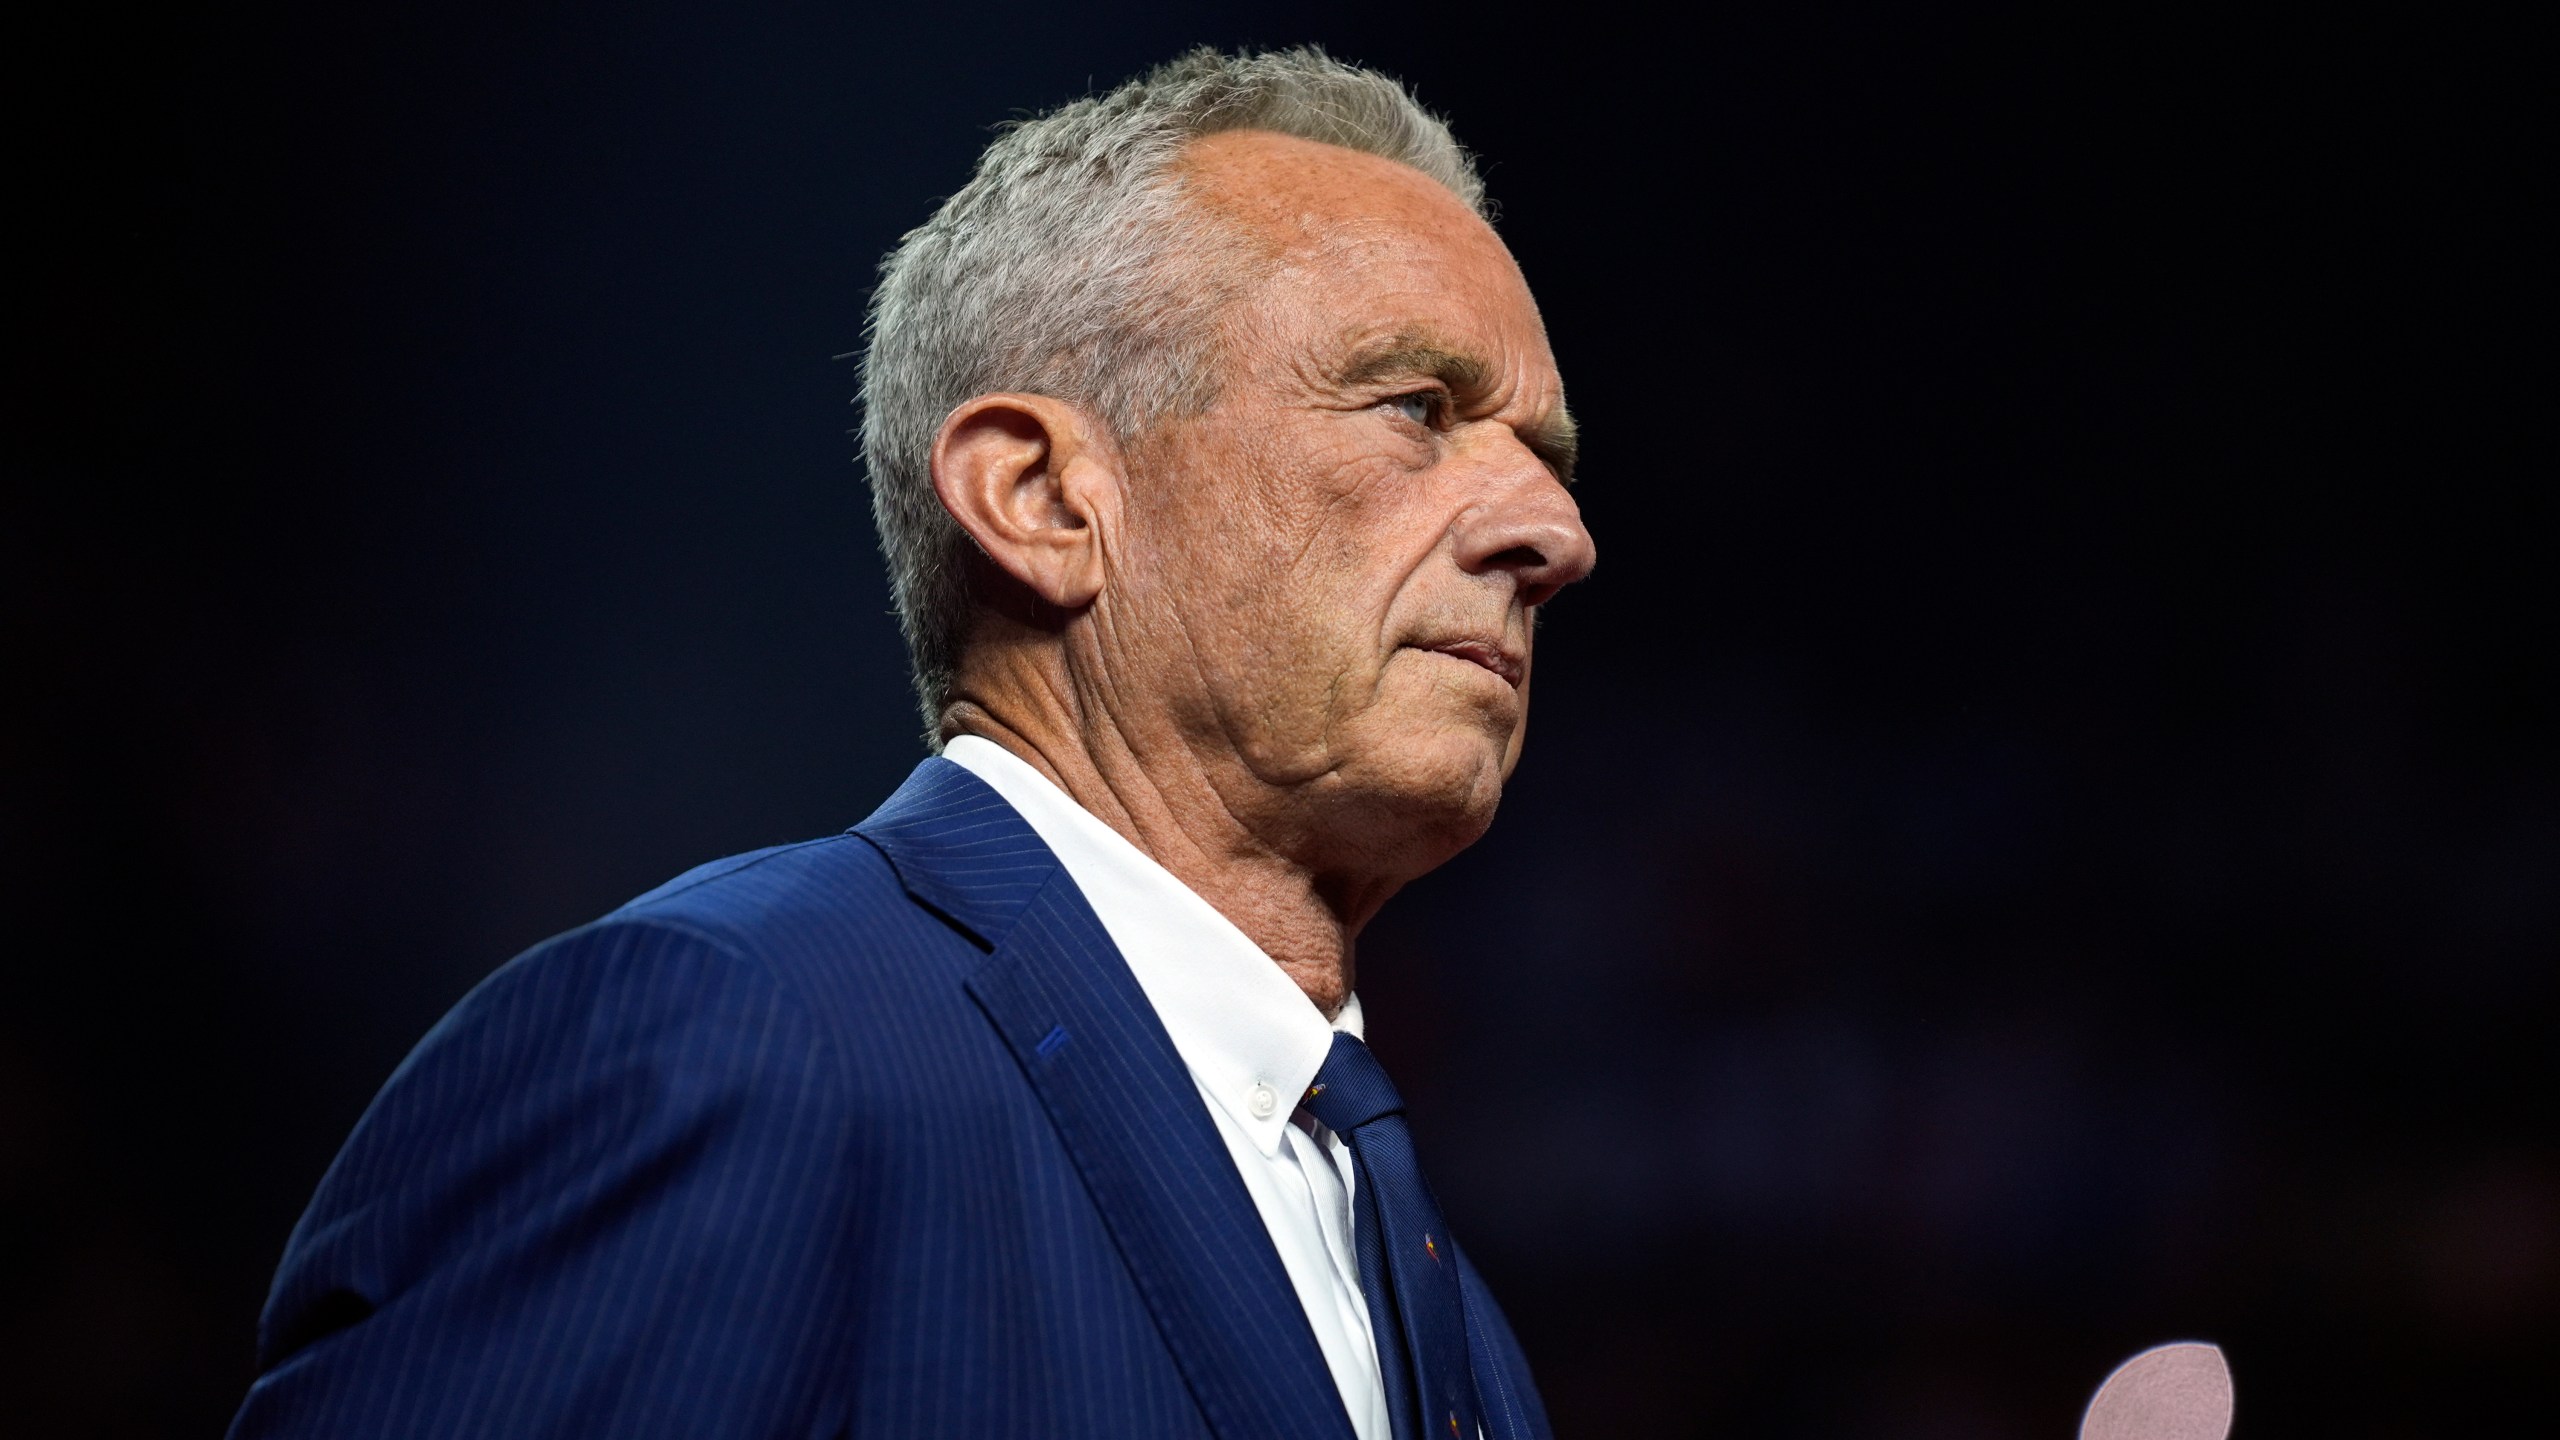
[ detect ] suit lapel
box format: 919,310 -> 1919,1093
857,760 -> 1357,1440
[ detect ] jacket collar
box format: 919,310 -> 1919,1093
849,755 -> 1062,950
852,758 -> 1359,1440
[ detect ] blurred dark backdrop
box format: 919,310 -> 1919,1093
8,3 -> 2549,1435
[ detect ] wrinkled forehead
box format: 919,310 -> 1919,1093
1176,130 -> 1517,286
1178,129 -> 1479,233
1174,130 -> 1556,381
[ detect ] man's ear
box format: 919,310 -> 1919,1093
929,393 -> 1116,611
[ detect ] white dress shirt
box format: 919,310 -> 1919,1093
943,736 -> 1392,1440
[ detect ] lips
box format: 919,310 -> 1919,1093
1419,638 -> 1524,688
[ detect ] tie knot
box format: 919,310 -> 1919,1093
1301,1032 -> 1405,1134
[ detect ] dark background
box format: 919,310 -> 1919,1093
9,3 -> 2550,1435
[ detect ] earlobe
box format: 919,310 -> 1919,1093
930,393 -> 1113,611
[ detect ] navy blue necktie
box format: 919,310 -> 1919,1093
1302,1033 -> 1478,1440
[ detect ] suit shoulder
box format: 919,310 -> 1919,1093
599,830 -> 969,971
513,830 -> 991,1061
612,831 -> 901,923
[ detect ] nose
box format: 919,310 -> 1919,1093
1450,467 -> 1596,609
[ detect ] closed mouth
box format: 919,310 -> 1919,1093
1419,639 -> 1524,688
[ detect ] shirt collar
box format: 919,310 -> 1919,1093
942,736 -> 1361,1157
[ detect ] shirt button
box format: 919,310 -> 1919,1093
1247,1083 -> 1278,1119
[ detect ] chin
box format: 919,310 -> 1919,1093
1326,717 -> 1513,873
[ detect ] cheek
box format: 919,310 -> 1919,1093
1291,456 -> 1449,593
1138,424 -> 1445,710
1213,457 -> 1414,615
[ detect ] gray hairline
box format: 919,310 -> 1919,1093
855,47 -> 1488,748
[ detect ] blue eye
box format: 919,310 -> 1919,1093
1391,393 -> 1435,427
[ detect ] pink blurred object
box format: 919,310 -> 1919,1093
2078,1341 -> 2233,1440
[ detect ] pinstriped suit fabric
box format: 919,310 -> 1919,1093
231,759 -> 1548,1439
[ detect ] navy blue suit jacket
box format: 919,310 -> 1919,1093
233,758 -> 1551,1438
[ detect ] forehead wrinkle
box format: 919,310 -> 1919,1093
1172,137 -> 1572,483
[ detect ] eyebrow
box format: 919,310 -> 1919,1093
1333,336 -> 1581,485
1338,338 -> 1495,394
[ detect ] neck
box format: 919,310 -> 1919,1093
941,661 -> 1394,1019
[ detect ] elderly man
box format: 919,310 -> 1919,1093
233,48 -> 1592,1440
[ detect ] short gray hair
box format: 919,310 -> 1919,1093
856,46 -> 1486,743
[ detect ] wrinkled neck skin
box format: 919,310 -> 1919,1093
940,614 -> 1430,1021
